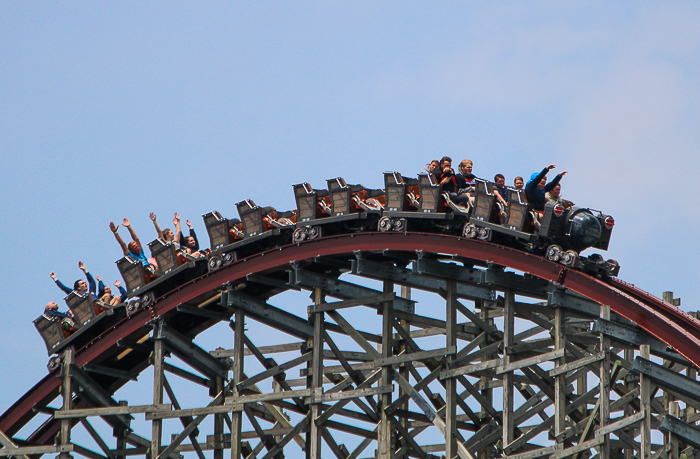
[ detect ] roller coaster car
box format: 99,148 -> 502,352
65,291 -> 105,327
463,181 -> 537,242
34,313 -> 77,354
202,211 -> 244,251
293,183 -> 331,224
206,201 -> 295,270
539,201 -> 618,276
116,255 -> 157,297
148,238 -> 198,277
383,172 -> 419,212
264,209 -> 297,229
326,177 -> 385,215
35,292 -> 127,359
293,179 -> 383,242
380,172 -> 451,232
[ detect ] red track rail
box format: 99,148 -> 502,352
3,232 -> 700,439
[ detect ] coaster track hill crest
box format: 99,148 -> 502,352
4,170 -> 700,458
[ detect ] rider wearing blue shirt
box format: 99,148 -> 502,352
525,164 -> 567,211
50,261 -> 98,300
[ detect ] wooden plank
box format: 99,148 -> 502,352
0,445 -> 74,456
439,357 -> 505,380
237,352 -> 312,389
308,292 -> 399,313
210,342 -> 303,358
306,385 -> 393,404
445,279 -> 458,459
72,444 -> 109,459
309,287 -> 324,459
548,352 -> 605,377
327,310 -> 381,359
507,444 -> 559,459
496,348 -> 565,375
392,371 -> 474,459
54,404 -> 173,419
595,410 -> 646,438
502,289 -> 515,447
374,346 -> 456,368
148,405 -> 240,420
226,388 -> 316,406
0,430 -> 19,451
550,436 -> 604,459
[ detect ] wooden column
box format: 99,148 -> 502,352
668,401 -> 679,459
554,307 -> 566,440
378,280 -> 394,459
640,344 -> 651,459
59,347 -> 74,459
598,305 -> 611,459
623,347 -> 634,459
214,375 -> 224,459
308,287 -> 324,459
230,309 -> 245,459
116,403 -> 128,459
478,298 -> 493,459
445,280 -> 457,459
502,289 -> 515,447
399,286 -> 411,430
151,325 -> 164,459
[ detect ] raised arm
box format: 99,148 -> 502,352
122,218 -> 141,248
149,213 -> 164,240
50,271 -> 72,295
525,164 -> 556,193
78,261 -> 97,295
115,280 -> 127,299
110,222 -> 129,256
546,171 -> 567,192
96,275 -> 106,298
186,220 -> 200,251
173,213 -> 182,245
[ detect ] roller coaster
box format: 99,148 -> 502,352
2,171 -> 700,458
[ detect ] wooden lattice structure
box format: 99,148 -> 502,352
2,235 -> 700,459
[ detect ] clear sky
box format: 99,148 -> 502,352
2,1 -> 699,441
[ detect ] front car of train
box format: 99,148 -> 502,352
540,201 -> 618,276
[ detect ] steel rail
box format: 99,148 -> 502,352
2,231 -> 699,443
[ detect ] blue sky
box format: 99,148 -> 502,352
2,1 -> 699,442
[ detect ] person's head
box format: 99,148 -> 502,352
73,279 -> 88,292
45,301 -> 58,311
494,174 -> 505,187
551,184 -> 561,197
100,287 -> 112,302
459,159 -> 473,175
429,160 -> 440,172
440,156 -> 452,168
184,236 -> 196,248
127,241 -> 141,254
162,228 -> 174,242
514,176 -> 524,190
530,172 -> 547,190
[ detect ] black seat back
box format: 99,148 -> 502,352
418,173 -> 440,213
236,199 -> 265,236
116,256 -> 146,296
149,239 -> 180,275
66,291 -> 97,327
34,315 -> 66,353
505,188 -> 528,231
472,179 -> 495,221
202,211 -> 229,250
